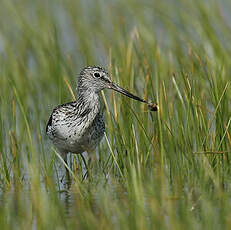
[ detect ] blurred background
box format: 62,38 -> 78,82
0,0 -> 231,229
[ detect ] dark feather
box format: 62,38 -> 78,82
46,114 -> 53,133
79,107 -> 92,118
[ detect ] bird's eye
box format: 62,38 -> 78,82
94,72 -> 100,78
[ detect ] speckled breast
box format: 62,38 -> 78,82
80,113 -> 105,152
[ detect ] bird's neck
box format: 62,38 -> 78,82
76,90 -> 101,115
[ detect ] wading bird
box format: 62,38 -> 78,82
46,66 -> 157,162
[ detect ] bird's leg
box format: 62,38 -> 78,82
88,152 -> 96,170
79,153 -> 89,180
86,150 -> 97,180
64,154 -> 71,187
59,151 -> 71,187
61,152 -> 68,165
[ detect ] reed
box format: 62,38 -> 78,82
0,0 -> 230,229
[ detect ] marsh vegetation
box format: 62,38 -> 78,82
0,0 -> 231,229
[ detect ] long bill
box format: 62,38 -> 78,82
109,83 -> 158,111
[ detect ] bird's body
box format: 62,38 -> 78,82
46,66 -> 157,158
46,67 -> 107,157
46,100 -> 105,156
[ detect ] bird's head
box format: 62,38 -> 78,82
78,66 -> 112,93
77,66 -> 158,111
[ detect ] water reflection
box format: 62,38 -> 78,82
56,152 -> 89,216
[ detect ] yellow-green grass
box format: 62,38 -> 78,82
0,0 -> 231,229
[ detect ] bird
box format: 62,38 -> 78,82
46,66 -> 157,162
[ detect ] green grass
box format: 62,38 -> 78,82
0,0 -> 231,229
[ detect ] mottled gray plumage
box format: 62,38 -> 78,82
46,66 -> 156,159
46,66 -> 108,158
